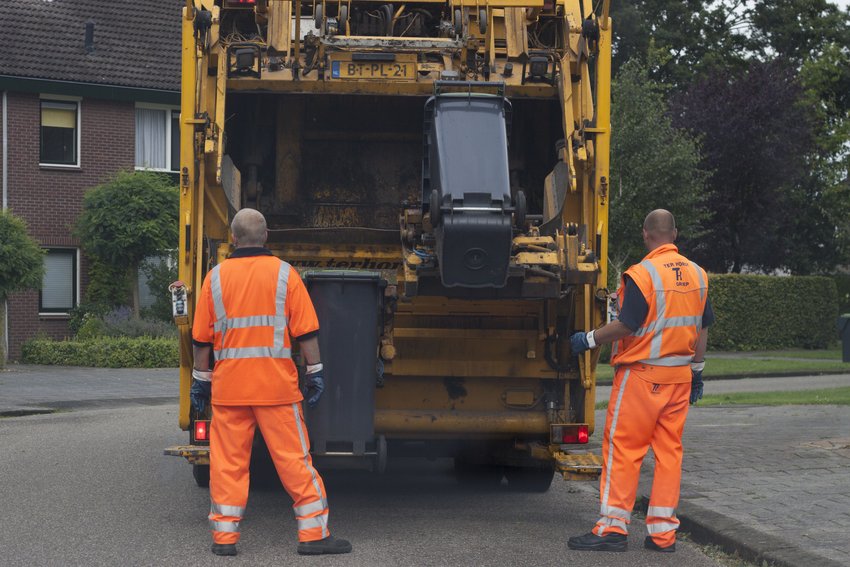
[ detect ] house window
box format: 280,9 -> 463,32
40,249 -> 78,314
135,106 -> 180,172
40,100 -> 79,166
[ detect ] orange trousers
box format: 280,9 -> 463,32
208,403 -> 329,544
592,366 -> 690,548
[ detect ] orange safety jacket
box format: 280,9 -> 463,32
192,248 -> 319,405
611,244 -> 707,381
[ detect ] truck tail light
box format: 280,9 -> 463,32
227,0 -> 256,4
551,424 -> 589,444
194,420 -> 210,442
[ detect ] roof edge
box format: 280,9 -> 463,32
0,75 -> 180,105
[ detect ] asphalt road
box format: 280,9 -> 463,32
0,404 -> 724,567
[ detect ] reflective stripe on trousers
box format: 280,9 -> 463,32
209,501 -> 245,534
292,403 -> 329,540
597,369 -> 631,536
210,261 -> 292,361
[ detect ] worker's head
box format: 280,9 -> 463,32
642,209 -> 677,251
231,208 -> 268,248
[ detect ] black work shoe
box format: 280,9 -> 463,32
644,536 -> 676,553
297,536 -> 353,555
567,532 -> 627,552
211,543 -> 237,556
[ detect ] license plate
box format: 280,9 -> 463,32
331,61 -> 415,80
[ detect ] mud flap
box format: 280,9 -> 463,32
553,450 -> 602,481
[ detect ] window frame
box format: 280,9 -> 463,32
39,95 -> 81,168
134,103 -> 181,173
38,247 -> 80,316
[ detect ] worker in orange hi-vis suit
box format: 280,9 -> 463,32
567,209 -> 714,554
190,208 -> 352,557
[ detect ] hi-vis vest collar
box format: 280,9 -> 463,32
209,260 -> 292,361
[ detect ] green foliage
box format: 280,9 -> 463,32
833,274 -> 850,315
83,258 -> 131,308
140,253 -> 178,322
75,170 -> 178,268
74,307 -> 177,340
609,0 -> 750,89
21,336 -> 178,368
608,61 -> 708,285
707,274 -> 838,350
0,210 -> 44,298
75,170 -> 178,315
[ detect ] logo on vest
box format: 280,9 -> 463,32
651,383 -> 661,394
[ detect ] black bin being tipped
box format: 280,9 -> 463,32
302,270 -> 384,456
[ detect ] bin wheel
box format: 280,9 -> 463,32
454,9 -> 463,37
376,435 -> 388,474
504,464 -> 555,493
314,4 -> 323,32
514,190 -> 527,229
479,9 -> 487,34
193,464 -> 210,488
430,189 -> 442,227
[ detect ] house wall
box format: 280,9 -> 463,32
3,91 -> 134,360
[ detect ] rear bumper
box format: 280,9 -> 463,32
164,445 -> 209,465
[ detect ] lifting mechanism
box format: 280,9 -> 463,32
166,0 -> 613,489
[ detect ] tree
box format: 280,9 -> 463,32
609,0 -> 751,90
75,171 -> 179,316
671,60 -> 820,273
0,211 -> 45,365
750,0 -> 850,64
608,61 -> 708,284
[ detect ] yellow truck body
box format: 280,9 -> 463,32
168,0 -> 612,489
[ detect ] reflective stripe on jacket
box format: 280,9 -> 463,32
611,244 -> 707,378
192,252 -> 319,405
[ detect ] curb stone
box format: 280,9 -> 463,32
635,496 -> 844,567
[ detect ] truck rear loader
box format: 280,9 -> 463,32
166,0 -> 613,492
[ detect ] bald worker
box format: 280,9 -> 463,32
567,209 -> 714,553
191,208 -> 352,557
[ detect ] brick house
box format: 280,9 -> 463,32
0,0 -> 182,360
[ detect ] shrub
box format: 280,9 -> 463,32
73,307 -> 177,340
22,336 -> 178,368
708,274 -> 838,351
140,252 -> 178,322
833,274 -> 850,315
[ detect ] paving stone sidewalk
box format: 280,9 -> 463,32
0,364 -> 177,415
583,401 -> 850,566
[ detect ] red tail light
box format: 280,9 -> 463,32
226,0 -> 256,4
194,420 -> 210,442
551,424 -> 589,444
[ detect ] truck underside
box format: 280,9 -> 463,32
167,0 -> 612,490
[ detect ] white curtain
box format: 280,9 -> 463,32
42,251 -> 74,311
135,108 -> 166,169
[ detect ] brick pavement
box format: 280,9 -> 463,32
584,403 -> 850,566
0,364 -> 176,414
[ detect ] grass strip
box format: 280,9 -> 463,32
594,356 -> 848,384
596,387 -> 850,409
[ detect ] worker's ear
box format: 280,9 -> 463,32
672,228 -> 678,242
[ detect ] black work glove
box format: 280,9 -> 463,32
303,364 -> 325,408
690,361 -> 705,405
190,375 -> 212,414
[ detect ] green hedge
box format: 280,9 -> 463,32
708,274 -> 838,351
22,336 -> 178,368
833,274 -> 850,315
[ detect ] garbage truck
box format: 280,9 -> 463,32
166,0 -> 612,492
